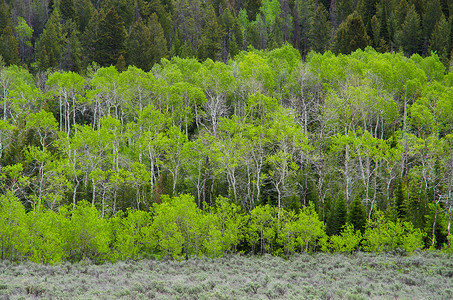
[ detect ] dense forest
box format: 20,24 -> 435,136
0,45 -> 452,262
0,0 -> 453,263
1,0 -> 453,71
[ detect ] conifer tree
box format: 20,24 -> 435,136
60,20 -> 82,72
348,197 -> 367,233
80,9 -> 101,68
0,26 -> 20,66
395,5 -> 422,56
423,0 -> 443,54
35,8 -> 64,70
326,194 -> 347,235
333,11 -> 371,54
197,4 -> 224,61
308,4 -> 332,53
148,13 -> 168,64
60,0 -> 77,23
429,14 -> 451,66
126,15 -> 167,71
95,7 -> 127,67
357,0 -> 378,37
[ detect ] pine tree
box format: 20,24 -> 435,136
197,4 -> 224,61
148,13 -> 168,64
357,0 -> 378,37
326,194 -> 348,235
395,5 -> 422,56
429,14 -> 451,66
334,11 -> 371,54
348,197 -> 367,233
74,0 -> 94,32
80,9 -> 101,68
0,26 -> 20,65
423,0 -> 443,54
308,4 -> 332,53
35,8 -> 64,70
245,0 -> 263,21
60,20 -> 82,72
60,0 -> 77,22
95,7 -> 127,67
126,15 -> 167,71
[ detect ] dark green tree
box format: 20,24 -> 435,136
126,15 -> 167,71
395,5 -> 422,56
423,0 -> 443,53
80,9 -> 101,68
74,0 -> 94,32
245,0 -> 263,21
357,0 -> 378,37
308,4 -> 332,53
394,178 -> 407,220
0,26 -> 20,66
348,197 -> 367,233
326,193 -> 348,236
35,8 -> 64,70
333,11 -> 371,54
61,0 -> 77,22
221,8 -> 244,61
197,4 -> 224,61
429,14 -> 451,66
60,20 -> 82,72
95,7 -> 127,67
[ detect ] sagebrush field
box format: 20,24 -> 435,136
0,252 -> 451,299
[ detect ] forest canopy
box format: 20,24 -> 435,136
0,45 -> 452,260
1,0 -> 453,71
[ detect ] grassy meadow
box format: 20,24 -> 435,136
0,251 -> 451,299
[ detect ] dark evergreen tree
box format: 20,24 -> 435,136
429,14 -> 451,66
0,26 -> 20,65
357,0 -> 378,37
348,197 -> 367,233
126,15 -> 167,71
245,0 -> 263,21
95,7 -> 127,67
394,178 -> 406,220
61,0 -> 77,22
423,0 -> 443,54
197,4 -> 224,61
326,193 -> 347,236
80,9 -> 101,68
60,20 -> 82,72
395,4 -> 422,56
35,8 -> 64,70
147,13 -> 168,64
75,0 -> 94,32
309,4 -> 332,53
333,10 -> 371,54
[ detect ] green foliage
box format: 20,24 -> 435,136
110,209 -> 153,261
0,192 -> 28,260
63,201 -> 112,263
329,223 -> 362,253
362,211 -> 426,254
334,11 -> 371,54
348,197 -> 367,233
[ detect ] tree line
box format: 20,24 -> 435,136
0,45 -> 452,253
0,193 -> 428,264
1,0 -> 453,72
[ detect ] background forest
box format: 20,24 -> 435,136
1,0 -> 453,71
0,0 -> 453,263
